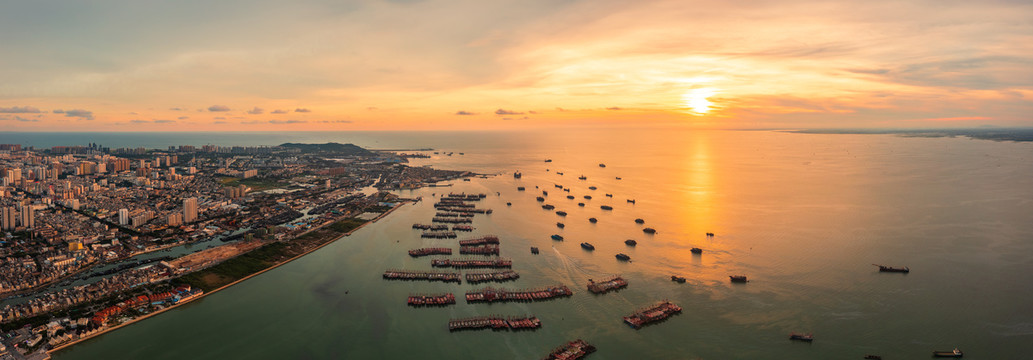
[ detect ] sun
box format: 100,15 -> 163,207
682,88 -> 716,115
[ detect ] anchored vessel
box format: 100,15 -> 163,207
587,276 -> 628,294
634,218 -> 644,224
690,247 -> 702,254
624,239 -> 637,246
600,205 -> 613,211
530,247 -> 539,254
932,348 -> 963,358
642,228 -> 656,234
622,301 -> 682,329
431,258 -> 512,268
543,339 -> 596,360
551,234 -> 564,241
459,235 -> 500,245
408,293 -> 456,306
465,285 -> 573,303
465,270 -> 520,283
383,270 -> 462,283
409,248 -> 453,257
615,253 -> 631,261
671,276 -> 686,283
589,217 -> 598,223
873,264 -> 910,273
580,242 -> 595,250
730,275 -> 748,283
448,315 -> 541,331
789,332 -> 814,342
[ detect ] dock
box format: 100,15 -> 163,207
466,285 -> 572,303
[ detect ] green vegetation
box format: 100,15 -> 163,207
328,218 -> 367,233
278,142 -> 373,156
179,242 -> 287,292
218,176 -> 284,191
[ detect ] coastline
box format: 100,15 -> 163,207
45,201 -> 410,358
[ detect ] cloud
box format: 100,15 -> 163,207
269,119 -> 307,124
63,109 -> 94,120
455,110 -> 476,115
214,117 -> 226,120
316,120 -> 353,123
178,116 -> 189,120
271,109 -> 288,114
0,106 -> 42,113
555,107 -> 569,112
208,105 -> 231,112
528,110 -> 539,114
367,107 -> 378,111
241,120 -> 261,124
495,108 -> 524,115
53,109 -> 65,113
153,119 -> 176,123
501,116 -> 530,121
16,116 -> 39,122
170,107 -> 184,111
294,108 -> 311,113
214,121 -> 228,124
130,119 -> 149,123
128,112 -> 138,115
606,107 -> 622,110
246,106 -> 264,114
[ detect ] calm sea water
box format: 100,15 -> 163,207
25,129 -> 1033,359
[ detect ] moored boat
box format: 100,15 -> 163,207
557,222 -> 565,228
932,348 -> 963,358
634,218 -> 644,224
599,163 -> 606,167
518,186 -> 525,191
789,332 -> 814,342
531,247 -> 539,254
551,234 -> 564,241
616,253 -> 631,261
578,175 -> 587,180
543,339 -> 595,360
690,247 -> 702,254
506,202 -> 512,206
514,172 -> 522,178
567,195 -> 575,199
627,199 -> 636,204
580,242 -> 595,250
556,210 -> 567,216
730,275 -> 748,283
544,159 -> 552,162
873,264 -> 910,273
536,196 -> 545,202
605,193 -> 613,197
624,239 -> 637,246
578,202 -> 585,207
588,186 -> 597,190
600,205 -> 613,210
671,275 -> 686,283
642,228 -> 656,234
542,204 -> 555,210
864,355 -> 882,360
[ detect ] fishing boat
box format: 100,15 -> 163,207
634,218 -> 644,224
556,222 -> 565,228
605,193 -> 613,197
578,175 -> 587,180
556,211 -> 567,216
544,159 -> 552,163
932,348 -> 963,358
864,356 -> 883,360
531,247 -> 539,254
627,199 -> 636,204
873,264 -> 910,273
601,205 -> 613,210
589,217 -> 598,223
625,239 -> 637,246
557,172 -> 564,175
536,196 -> 545,202
789,333 -> 814,342
578,202 -> 585,207
599,163 -> 606,167
580,242 -> 595,250
506,202 -> 512,206
551,234 -> 564,241
616,253 -> 631,261
555,184 -> 563,188
730,275 -> 748,283
584,195 -> 592,199
542,204 -> 555,210
690,247 -> 702,254
514,172 -> 522,178
567,195 -> 575,199
517,186 -> 525,191
706,232 -> 715,237
542,190 -> 548,195
615,176 -> 622,180
671,276 -> 686,283
588,186 -> 597,190
543,339 -> 595,360
642,228 -> 656,234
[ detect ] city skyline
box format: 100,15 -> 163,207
2,0 -> 1031,131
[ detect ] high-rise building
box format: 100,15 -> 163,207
119,208 -> 129,226
19,206 -> 33,229
183,197 -> 198,223
1,206 -> 16,230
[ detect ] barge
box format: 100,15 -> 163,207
383,270 -> 461,283
408,293 -> 455,306
431,258 -> 512,269
408,248 -> 453,257
465,285 -> 573,303
543,339 -> 595,360
465,270 -> 520,283
587,276 -> 628,294
622,300 -> 682,329
448,315 -> 541,331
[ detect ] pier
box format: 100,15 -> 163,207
382,270 -> 462,283
465,285 -> 572,303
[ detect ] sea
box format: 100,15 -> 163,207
3,129 -> 1031,359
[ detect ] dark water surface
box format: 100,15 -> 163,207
31,129 -> 1033,359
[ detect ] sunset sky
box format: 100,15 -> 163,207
1,0 -> 1031,131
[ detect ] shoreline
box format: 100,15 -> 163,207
45,201 -> 410,358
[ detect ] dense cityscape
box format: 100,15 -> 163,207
0,142 -> 468,359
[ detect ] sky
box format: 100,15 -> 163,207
0,0 -> 1031,131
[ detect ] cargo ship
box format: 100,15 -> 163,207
587,276 -> 628,294
622,301 -> 681,329
543,339 -> 596,360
